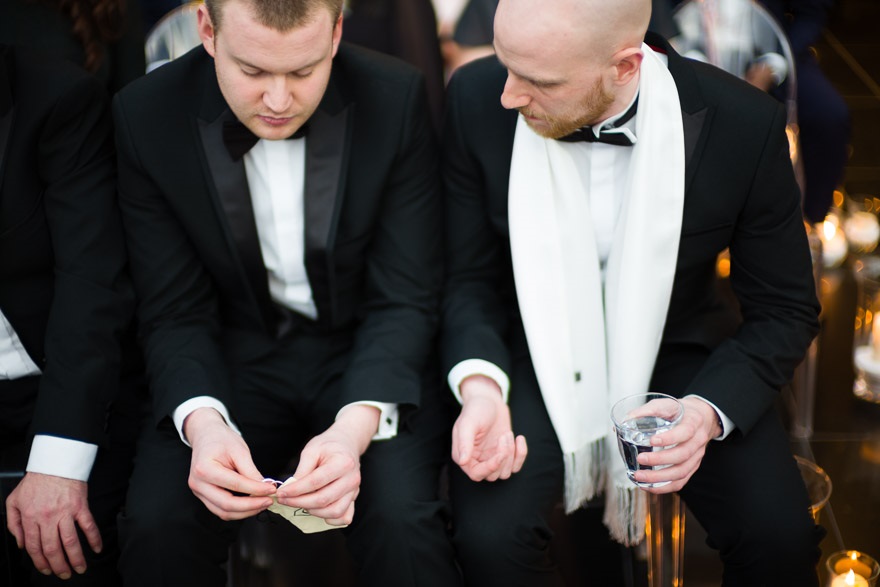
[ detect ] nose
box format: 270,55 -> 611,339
500,74 -> 530,110
263,76 -> 292,113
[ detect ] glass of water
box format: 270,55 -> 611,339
611,392 -> 684,488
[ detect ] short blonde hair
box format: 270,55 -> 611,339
205,0 -> 343,32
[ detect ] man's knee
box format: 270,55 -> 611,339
714,505 -> 823,584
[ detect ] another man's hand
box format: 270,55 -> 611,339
632,396 -> 722,493
745,62 -> 777,92
276,405 -> 379,526
184,407 -> 275,520
453,375 -> 528,482
6,473 -> 97,579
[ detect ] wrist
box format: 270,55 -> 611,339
183,407 -> 227,443
333,405 -> 381,454
460,375 -> 503,403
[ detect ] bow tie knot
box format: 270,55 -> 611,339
557,127 -> 636,146
222,119 -> 308,161
557,97 -> 638,147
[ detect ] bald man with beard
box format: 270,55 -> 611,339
440,0 -> 824,584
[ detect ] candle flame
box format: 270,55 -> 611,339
845,570 -> 856,585
851,552 -> 859,561
824,219 -> 837,241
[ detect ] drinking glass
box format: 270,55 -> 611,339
611,393 -> 684,488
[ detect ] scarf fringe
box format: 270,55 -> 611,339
562,439 -> 606,513
602,482 -> 647,546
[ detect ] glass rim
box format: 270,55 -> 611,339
610,392 -> 683,428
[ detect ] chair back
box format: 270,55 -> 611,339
671,0 -> 805,196
145,1 -> 204,73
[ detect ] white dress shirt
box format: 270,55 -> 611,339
174,136 -> 398,445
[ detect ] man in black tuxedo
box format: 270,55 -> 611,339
0,44 -> 139,586
113,0 -> 460,585
441,0 -> 824,584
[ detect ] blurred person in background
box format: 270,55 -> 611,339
0,0 -> 145,95
0,42 -> 143,586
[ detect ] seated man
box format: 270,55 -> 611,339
112,0 -> 460,585
0,44 -> 141,586
440,0 -> 824,584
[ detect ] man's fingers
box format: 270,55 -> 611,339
193,483 -> 273,521
451,418 -> 476,465
192,463 -> 273,498
22,521 -> 51,576
512,435 -> 528,474
281,475 -> 359,517
76,508 -> 102,556
58,517 -> 85,576
6,505 -> 24,549
286,452 -> 321,495
497,434 -> 516,480
325,501 -> 355,527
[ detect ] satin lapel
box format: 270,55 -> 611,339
0,48 -> 13,192
647,32 -> 711,194
682,108 -> 708,193
198,110 -> 275,334
303,102 -> 352,317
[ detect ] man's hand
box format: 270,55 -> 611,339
452,375 -> 528,482
745,62 -> 777,92
184,408 -> 275,520
632,396 -> 722,493
6,473 -> 97,579
276,405 -> 379,526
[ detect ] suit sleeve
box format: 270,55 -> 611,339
684,102 -> 821,435
113,94 -> 232,424
338,75 -> 443,410
30,75 -> 135,445
439,67 -> 514,385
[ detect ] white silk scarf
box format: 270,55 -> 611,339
508,44 -> 686,544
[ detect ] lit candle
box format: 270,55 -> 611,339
821,218 -> 848,268
873,315 -> 880,362
830,570 -> 869,587
855,312 -> 880,378
845,211 -> 880,252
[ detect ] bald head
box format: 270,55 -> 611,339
495,0 -> 651,66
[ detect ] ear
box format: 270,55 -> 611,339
331,13 -> 343,58
611,47 -> 643,86
197,4 -> 217,58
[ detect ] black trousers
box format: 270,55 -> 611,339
118,328 -> 463,587
448,351 -> 824,587
0,374 -> 144,587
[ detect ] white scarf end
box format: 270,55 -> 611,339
602,483 -> 647,546
562,441 -> 607,513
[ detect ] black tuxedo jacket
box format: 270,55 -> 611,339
441,35 -> 820,435
0,45 -> 133,444
113,43 -> 441,423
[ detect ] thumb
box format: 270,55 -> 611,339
229,449 -> 274,496
452,416 -> 476,465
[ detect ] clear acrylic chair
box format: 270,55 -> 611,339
670,0 -> 804,195
144,1 -> 204,73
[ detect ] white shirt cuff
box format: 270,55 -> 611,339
447,359 -> 510,404
26,435 -> 97,482
686,395 -> 735,440
336,401 -> 398,440
172,396 -> 241,447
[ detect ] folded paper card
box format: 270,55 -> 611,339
262,477 -> 347,534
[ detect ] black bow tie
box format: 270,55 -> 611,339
222,119 -> 308,161
557,98 -> 638,147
